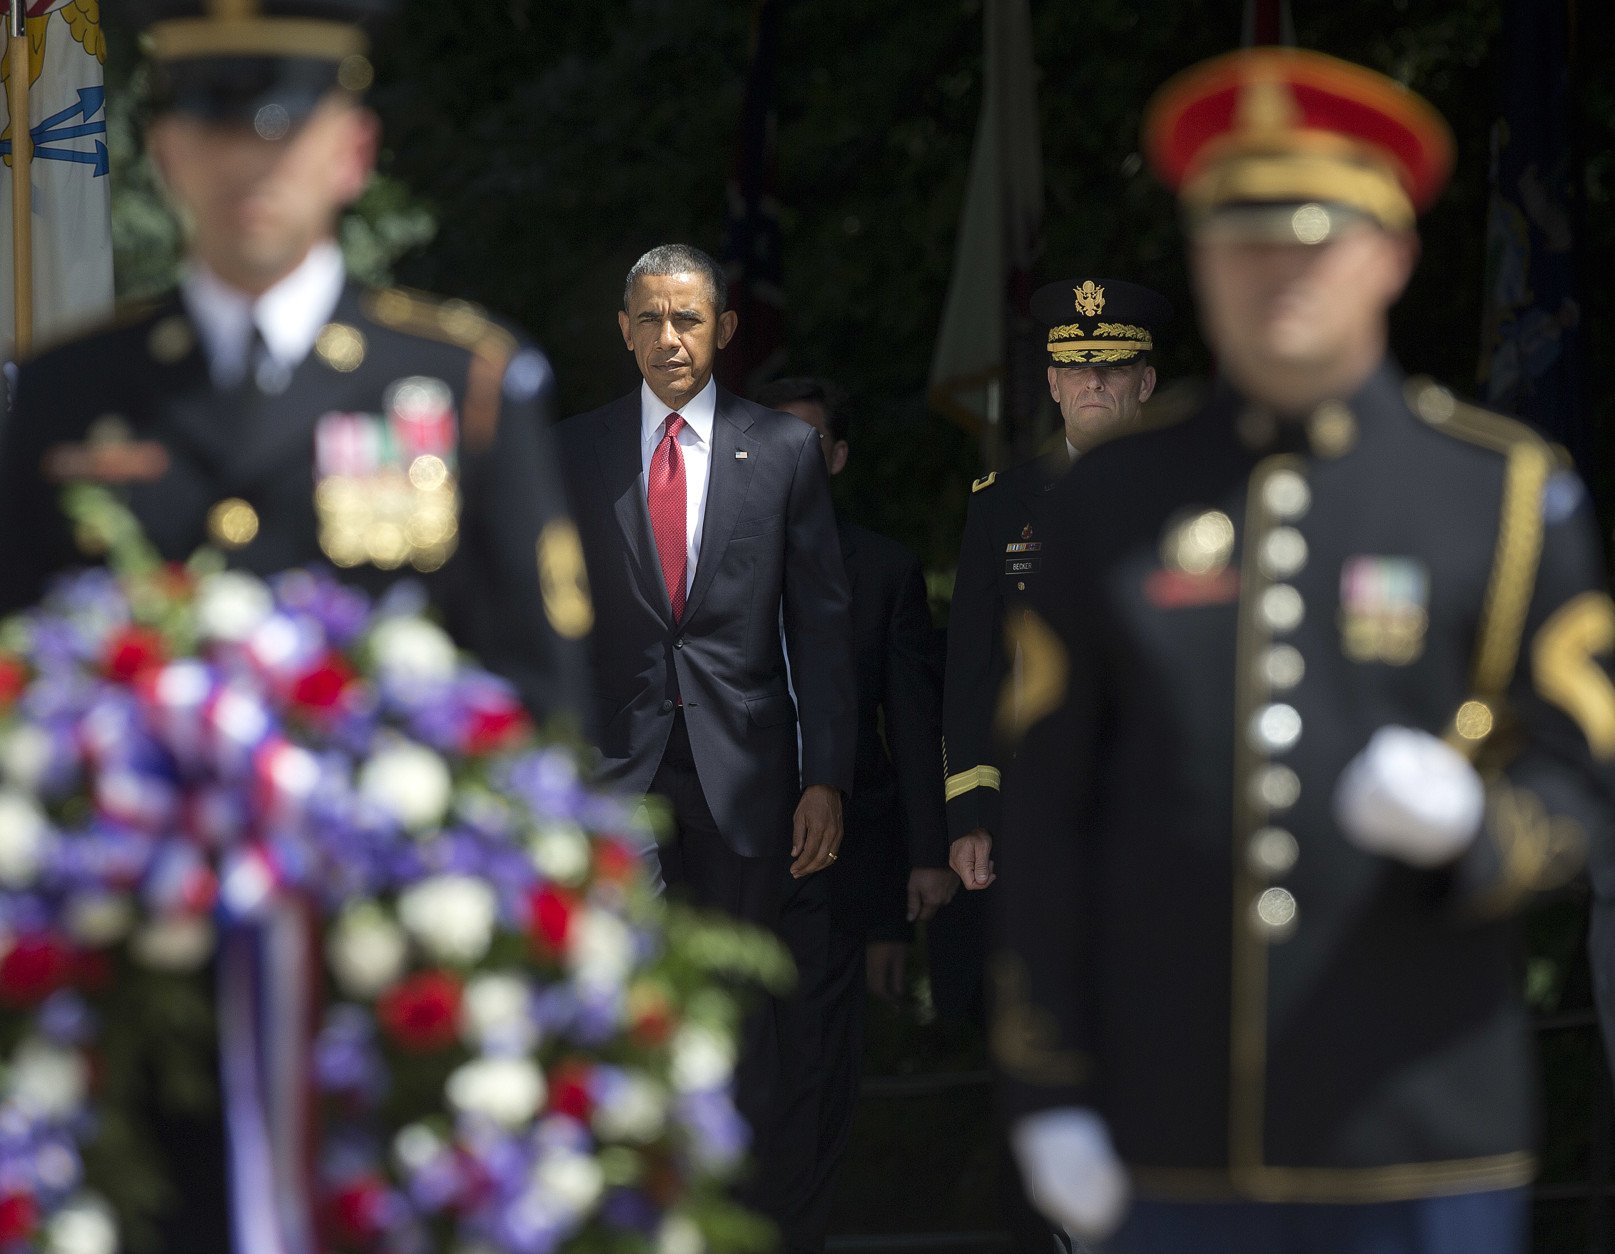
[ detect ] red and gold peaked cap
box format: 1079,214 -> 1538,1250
1143,47 -> 1455,231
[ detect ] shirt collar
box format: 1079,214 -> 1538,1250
640,375 -> 718,447
181,239 -> 346,371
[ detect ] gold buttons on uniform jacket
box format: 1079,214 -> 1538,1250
1262,470 -> 1311,521
1259,584 -> 1305,633
1308,400 -> 1358,458
1258,527 -> 1308,580
1455,699 -> 1495,742
1252,886 -> 1299,939
1249,827 -> 1299,876
1250,764 -> 1301,813
148,315 -> 195,364
1259,644 -> 1306,690
315,323 -> 366,372
1251,703 -> 1302,753
208,498 -> 260,548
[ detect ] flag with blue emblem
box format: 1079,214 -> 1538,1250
1,0 -> 112,359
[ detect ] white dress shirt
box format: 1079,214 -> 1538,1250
640,376 -> 717,596
181,240 -> 346,389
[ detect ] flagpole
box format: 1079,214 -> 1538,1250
7,0 -> 32,357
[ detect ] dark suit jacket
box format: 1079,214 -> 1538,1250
835,516 -> 948,936
557,386 -> 856,856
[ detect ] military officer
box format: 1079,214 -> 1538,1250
0,3 -> 591,1250
942,278 -> 1169,892
995,48 -> 1615,1254
0,0 -> 592,730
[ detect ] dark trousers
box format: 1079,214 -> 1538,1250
651,712 -> 834,1253
1106,1190 -> 1529,1254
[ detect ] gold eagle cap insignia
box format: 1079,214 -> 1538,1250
1073,280 -> 1106,318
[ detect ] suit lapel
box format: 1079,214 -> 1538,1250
594,395 -> 672,623
683,389 -> 757,624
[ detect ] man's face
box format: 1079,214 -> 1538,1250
150,96 -> 378,294
775,399 -> 848,476
1190,223 -> 1415,393
618,272 -> 738,410
1047,361 -> 1157,450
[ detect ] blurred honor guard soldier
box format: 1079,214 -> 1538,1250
557,248 -> 856,1253
997,48 -> 1615,1254
752,376 -> 953,1246
0,3 -> 592,1251
943,278 -> 1167,894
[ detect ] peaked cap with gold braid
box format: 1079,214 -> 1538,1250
135,0 -> 390,124
1030,277 -> 1171,368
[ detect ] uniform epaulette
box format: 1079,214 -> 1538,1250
1406,376 -> 1553,723
972,471 -> 998,493
363,287 -> 518,453
21,298 -> 163,364
362,287 -> 518,363
1405,378 -> 1550,457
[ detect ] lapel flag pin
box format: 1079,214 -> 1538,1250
735,450 -> 748,459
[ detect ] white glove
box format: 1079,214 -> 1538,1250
1333,726 -> 1485,868
1010,1107 -> 1130,1241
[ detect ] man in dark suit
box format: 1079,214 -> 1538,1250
751,375 -> 954,1243
998,48 -> 1615,1254
0,4 -> 591,1250
556,247 -> 856,1253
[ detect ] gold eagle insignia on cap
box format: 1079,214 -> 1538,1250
1072,281 -> 1106,317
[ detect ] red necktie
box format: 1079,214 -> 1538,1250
648,413 -> 688,620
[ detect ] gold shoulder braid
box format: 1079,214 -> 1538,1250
363,288 -> 518,454
989,953 -> 1090,1087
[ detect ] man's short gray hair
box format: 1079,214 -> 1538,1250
623,244 -> 729,313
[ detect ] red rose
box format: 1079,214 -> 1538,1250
103,626 -> 167,683
548,1060 -> 593,1121
0,654 -> 27,708
0,1192 -> 37,1241
594,838 -> 639,885
377,971 -> 462,1052
323,1176 -> 387,1246
290,653 -> 357,712
0,935 -> 74,1008
463,700 -> 531,755
527,886 -> 577,954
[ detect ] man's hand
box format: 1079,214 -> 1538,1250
949,829 -> 996,889
907,866 -> 959,921
866,939 -> 907,1002
791,784 -> 843,877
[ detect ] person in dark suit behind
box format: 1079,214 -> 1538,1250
0,3 -> 592,1250
555,246 -> 856,1253
750,375 -> 956,1244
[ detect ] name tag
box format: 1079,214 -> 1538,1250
1006,558 -> 1040,575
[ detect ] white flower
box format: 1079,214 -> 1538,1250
369,617 -> 459,685
398,875 -> 498,965
670,1025 -> 735,1093
327,902 -> 408,997
528,824 -> 591,886
358,740 -> 453,832
131,916 -> 214,970
656,1215 -> 706,1254
64,893 -> 134,946
531,1147 -> 604,1217
445,1057 -> 545,1128
7,1039 -> 89,1118
45,1194 -> 118,1254
460,973 -> 536,1051
591,1072 -> 667,1143
0,788 -> 51,887
195,570 -> 275,644
0,725 -> 54,792
393,1122 -> 446,1173
567,908 -> 635,992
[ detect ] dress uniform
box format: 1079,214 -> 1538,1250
0,6 -> 591,1252
942,279 -> 1171,851
994,49 -> 1615,1254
